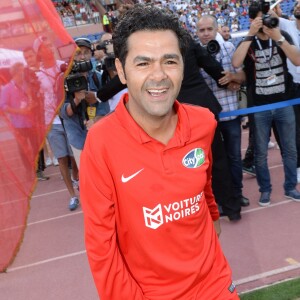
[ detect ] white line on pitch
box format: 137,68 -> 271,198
7,250 -> 87,272
31,188 -> 68,198
234,263 -> 300,286
241,199 -> 292,214
27,211 -> 82,226
0,211 -> 82,232
1,187 -> 67,205
269,164 -> 283,169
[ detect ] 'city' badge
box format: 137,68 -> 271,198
182,148 -> 205,168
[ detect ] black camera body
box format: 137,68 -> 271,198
71,60 -> 93,73
205,40 -> 220,56
65,60 -> 93,93
259,0 -> 279,28
96,39 -> 116,72
65,73 -> 88,94
97,54 -> 116,72
96,39 -> 114,55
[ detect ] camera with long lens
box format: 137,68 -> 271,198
96,39 -> 114,55
99,54 -> 116,72
95,39 -> 116,72
259,0 -> 279,28
205,40 -> 220,56
65,60 -> 93,93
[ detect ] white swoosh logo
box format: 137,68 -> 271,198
121,168 -> 144,183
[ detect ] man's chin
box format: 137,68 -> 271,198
294,14 -> 300,19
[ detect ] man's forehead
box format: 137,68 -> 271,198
78,46 -> 91,51
127,30 -> 180,46
198,18 -> 214,28
125,32 -> 182,62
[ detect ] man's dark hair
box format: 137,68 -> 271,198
249,2 -> 261,19
112,4 -> 190,67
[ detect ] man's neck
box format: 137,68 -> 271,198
125,101 -> 178,145
145,113 -> 178,145
256,31 -> 269,40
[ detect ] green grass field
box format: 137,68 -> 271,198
239,277 -> 300,300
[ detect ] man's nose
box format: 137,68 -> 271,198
150,63 -> 168,81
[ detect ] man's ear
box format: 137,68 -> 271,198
115,58 -> 127,84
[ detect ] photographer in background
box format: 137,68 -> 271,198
232,1 -> 300,206
96,33 -> 127,111
197,15 -> 248,209
220,25 -> 231,42
176,34 -> 244,221
60,38 -> 110,170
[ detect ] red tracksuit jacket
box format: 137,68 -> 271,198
80,94 -> 238,300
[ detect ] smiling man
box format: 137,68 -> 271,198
80,4 -> 238,300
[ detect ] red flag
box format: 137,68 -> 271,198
0,0 -> 76,272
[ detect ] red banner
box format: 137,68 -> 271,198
0,0 -> 76,272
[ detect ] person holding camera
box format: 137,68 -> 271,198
176,35 -> 244,221
232,1 -> 300,206
96,33 -> 127,111
60,38 -> 110,171
197,15 -> 249,210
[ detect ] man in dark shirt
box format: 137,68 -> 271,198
177,37 -> 246,221
232,2 -> 300,206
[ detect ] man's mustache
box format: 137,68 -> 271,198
144,79 -> 171,89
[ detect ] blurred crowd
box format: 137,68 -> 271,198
133,0 -> 295,40
52,0 -> 101,27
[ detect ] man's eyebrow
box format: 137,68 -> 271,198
163,54 -> 181,60
133,56 -> 152,63
133,54 -> 181,63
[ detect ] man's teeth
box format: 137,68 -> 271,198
148,89 -> 167,94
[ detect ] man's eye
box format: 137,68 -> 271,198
137,62 -> 148,67
166,60 -> 177,65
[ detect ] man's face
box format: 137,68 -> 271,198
197,18 -> 217,45
220,26 -> 230,41
294,1 -> 300,19
94,34 -> 113,61
115,30 -> 184,120
74,46 -> 92,62
23,49 -> 38,69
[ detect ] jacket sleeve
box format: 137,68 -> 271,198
96,75 -> 127,102
80,131 -> 146,300
194,42 -> 226,88
204,122 -> 220,221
